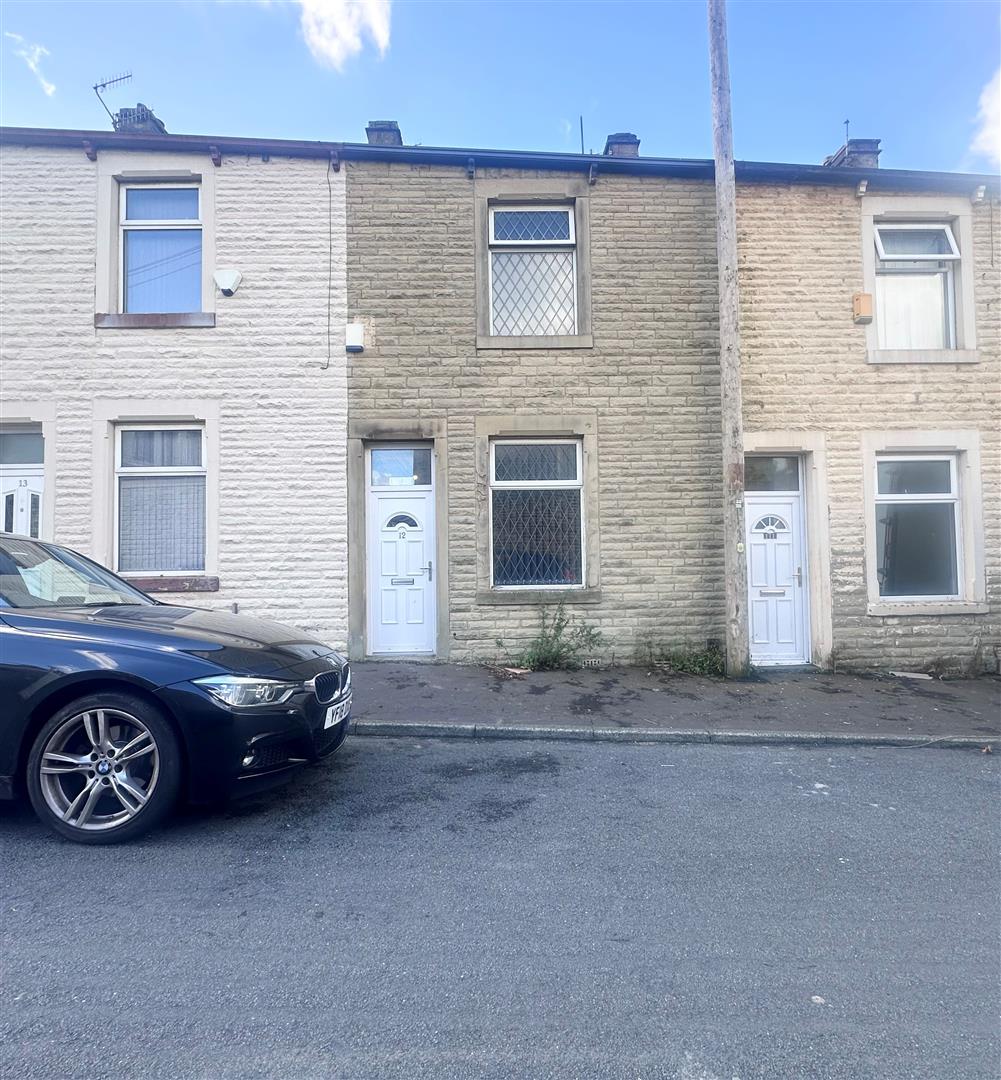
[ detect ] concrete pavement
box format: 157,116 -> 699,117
349,663 -> 1001,749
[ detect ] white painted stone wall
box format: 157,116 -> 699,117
0,144 -> 349,647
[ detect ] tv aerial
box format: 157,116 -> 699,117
93,72 -> 132,124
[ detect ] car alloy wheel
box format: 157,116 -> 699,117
38,708 -> 160,831
27,692 -> 182,844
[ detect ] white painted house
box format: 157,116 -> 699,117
0,123 -> 349,646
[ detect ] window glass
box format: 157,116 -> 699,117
493,209 -> 571,243
494,443 -> 577,483
0,432 -> 44,465
877,228 -> 953,258
491,250 -> 575,336
875,503 -> 957,596
123,229 -> 202,314
121,429 -> 202,469
744,456 -> 800,491
492,489 -> 582,586
877,459 -> 951,495
118,475 -> 206,572
125,188 -> 199,221
875,274 -> 948,350
371,448 -> 432,487
0,538 -> 152,609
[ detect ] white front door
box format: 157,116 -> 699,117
1,466 -> 44,538
745,492 -> 809,665
366,446 -> 436,655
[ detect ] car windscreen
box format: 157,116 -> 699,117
0,538 -> 154,609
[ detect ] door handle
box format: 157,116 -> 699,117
423,561 -> 433,583
794,566 -> 803,587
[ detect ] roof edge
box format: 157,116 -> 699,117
1,126 -> 997,193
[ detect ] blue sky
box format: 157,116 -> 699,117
1,1 -> 998,173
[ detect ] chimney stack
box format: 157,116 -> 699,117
603,132 -> 640,158
366,120 -> 403,146
823,138 -> 881,169
113,104 -> 167,135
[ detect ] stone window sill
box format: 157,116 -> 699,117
477,588 -> 602,606
867,349 -> 978,365
95,313 -> 216,329
476,333 -> 593,351
124,575 -> 220,594
867,600 -> 988,617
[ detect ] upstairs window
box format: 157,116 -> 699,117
489,206 -> 577,337
874,455 -> 960,600
120,186 -> 202,314
874,223 -> 959,350
115,426 -> 206,574
490,439 -> 583,588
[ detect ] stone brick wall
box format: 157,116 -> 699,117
736,183 -> 1001,672
348,161 -> 1000,671
0,145 -> 349,647
346,162 -> 726,662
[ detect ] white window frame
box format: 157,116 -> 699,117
872,222 -> 960,261
873,453 -> 962,602
118,184 -> 203,314
861,430 -> 987,617
873,222 -> 960,350
860,196 -> 978,364
488,206 -> 576,246
488,436 -> 585,591
113,423 -> 207,576
487,205 -> 578,337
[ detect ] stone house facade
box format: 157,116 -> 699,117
1,121 -> 998,673
344,129 -> 1000,673
0,130 -> 349,646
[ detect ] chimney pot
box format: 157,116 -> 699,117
823,138 -> 881,169
113,104 -> 167,135
603,132 -> 640,158
366,120 -> 403,146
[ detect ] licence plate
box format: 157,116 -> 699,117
324,695 -> 352,729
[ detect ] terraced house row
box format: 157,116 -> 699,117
1,115 -> 998,674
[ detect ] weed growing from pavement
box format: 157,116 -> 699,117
647,642 -> 726,678
505,602 -> 605,671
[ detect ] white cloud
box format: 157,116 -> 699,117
4,32 -> 55,97
295,0 -> 391,71
970,67 -> 1000,168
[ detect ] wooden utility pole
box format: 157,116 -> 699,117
707,0 -> 750,676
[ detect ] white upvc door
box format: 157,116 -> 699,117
366,447 -> 436,655
745,493 -> 809,665
1,466 -> 44,538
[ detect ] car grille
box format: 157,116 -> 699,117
250,742 -> 297,771
312,669 -> 344,705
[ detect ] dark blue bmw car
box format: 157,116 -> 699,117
0,533 -> 351,844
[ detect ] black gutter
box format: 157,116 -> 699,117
1,126 -> 997,194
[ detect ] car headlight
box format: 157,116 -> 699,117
194,675 -> 301,708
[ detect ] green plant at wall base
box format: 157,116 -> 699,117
512,603 -> 605,671
649,642 -> 726,678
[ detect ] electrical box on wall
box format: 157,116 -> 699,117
345,323 -> 365,352
853,292 -> 873,324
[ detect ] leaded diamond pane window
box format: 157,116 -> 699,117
488,205 -> 577,338
492,209 -> 572,243
490,440 -> 583,588
491,251 -> 576,336
494,442 -> 577,483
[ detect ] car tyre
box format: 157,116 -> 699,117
27,692 -> 182,845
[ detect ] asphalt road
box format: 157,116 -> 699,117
1,738 -> 998,1080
